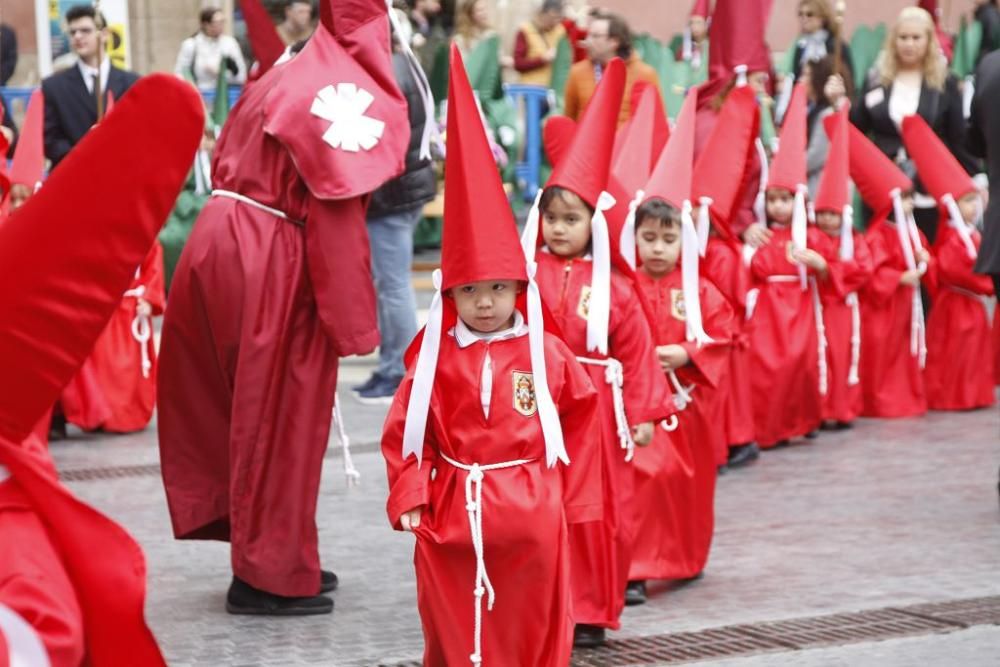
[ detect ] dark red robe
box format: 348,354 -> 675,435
629,269 -> 733,581
819,231 -> 874,423
924,225 -> 996,411
535,251 -> 672,629
383,328 -> 600,666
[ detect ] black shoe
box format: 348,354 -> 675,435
226,577 -> 333,616
49,413 -> 68,441
355,375 -> 403,405
624,580 -> 647,606
727,442 -> 760,469
717,464 -> 729,475
351,372 -> 384,394
320,569 -> 339,594
804,430 -> 819,439
833,421 -> 853,431
573,624 -> 606,648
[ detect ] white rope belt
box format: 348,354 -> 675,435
439,453 -> 535,666
576,356 -> 635,461
945,285 -> 993,318
668,370 -> 695,411
211,189 -> 304,226
332,393 -> 360,485
846,292 -> 861,386
766,275 -> 801,283
123,285 -> 152,378
810,279 -> 829,396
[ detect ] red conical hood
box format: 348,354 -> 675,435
643,91 -> 697,210
692,0 -> 712,18
767,83 -> 807,192
441,44 -> 525,292
612,82 -> 671,197
708,0 -> 774,80
242,0 -> 286,79
8,89 -> 45,191
0,74 -> 204,441
543,115 -> 578,168
844,122 -> 912,216
815,106 -> 850,213
901,114 -> 977,203
692,84 -> 760,237
546,57 -> 626,207
918,0 -> 939,23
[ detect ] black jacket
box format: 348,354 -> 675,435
791,34 -> 853,84
41,64 -> 139,168
976,3 -> 1000,61
1,24 -> 17,86
970,52 -> 1000,275
1,95 -> 15,159
368,53 -> 437,218
850,73 -> 979,186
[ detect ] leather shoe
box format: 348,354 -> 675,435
320,569 -> 339,594
573,624 -> 606,648
624,580 -> 647,606
226,577 -> 333,616
727,442 -> 760,468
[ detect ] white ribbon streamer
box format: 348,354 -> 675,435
587,191 -> 617,356
846,292 -> 861,386
681,200 -> 713,346
696,196 -> 713,257
520,189 -> 543,264
840,204 -> 855,260
941,193 -> 979,260
402,269 -> 444,465
619,189 -> 645,271
526,262 -> 569,467
753,138 -> 769,228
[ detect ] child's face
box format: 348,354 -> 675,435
636,216 -> 680,279
766,188 -> 795,225
957,192 -> 980,225
451,279 -> 520,334
689,15 -> 708,40
9,184 -> 31,211
816,210 -> 842,236
542,190 -> 592,259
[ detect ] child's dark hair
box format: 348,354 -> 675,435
539,186 -> 595,215
636,198 -> 681,228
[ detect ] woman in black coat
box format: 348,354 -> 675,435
851,6 -> 979,243
791,0 -> 853,84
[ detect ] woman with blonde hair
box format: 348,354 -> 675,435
791,0 -> 853,83
851,6 -> 978,242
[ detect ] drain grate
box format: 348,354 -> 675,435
745,607 -> 958,648
59,463 -> 162,482
572,626 -> 789,666
902,595 -> 1000,627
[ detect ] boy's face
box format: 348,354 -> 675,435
957,192 -> 980,225
9,184 -> 31,211
766,188 -> 795,225
451,280 -> 520,334
542,189 -> 592,259
636,216 -> 680,279
689,15 -> 708,41
816,210 -> 842,236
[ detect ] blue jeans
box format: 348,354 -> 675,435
367,206 -> 421,379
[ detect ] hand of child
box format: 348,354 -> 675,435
137,299 -> 153,318
632,422 -> 654,446
400,507 -> 423,531
792,248 -> 828,275
657,344 -> 690,371
742,223 -> 773,249
915,248 -> 931,266
899,269 -> 922,287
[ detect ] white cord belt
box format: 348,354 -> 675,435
332,393 -> 360,485
576,356 -> 635,460
810,279 -> 829,396
765,275 -> 801,283
668,370 -> 696,412
846,292 -> 861,386
123,285 -> 152,378
439,454 -> 535,666
211,189 -> 304,226
911,288 -> 927,368
945,285 -> 993,318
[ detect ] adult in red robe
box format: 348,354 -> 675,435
157,1 -> 411,609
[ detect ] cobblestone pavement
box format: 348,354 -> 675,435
52,371 -> 1000,666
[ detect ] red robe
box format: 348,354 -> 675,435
158,11 -> 408,597
383,328 -> 601,667
819,231 -> 874,423
535,251 -> 672,629
924,225 -> 996,411
629,269 -> 733,581
994,307 -> 1000,385
702,236 -> 756,447
82,244 -> 165,433
747,226 -> 833,446
58,358 -> 111,432
860,219 -> 932,418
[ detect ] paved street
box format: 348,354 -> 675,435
51,362 -> 1000,666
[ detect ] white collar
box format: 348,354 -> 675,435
78,57 -> 110,79
452,310 -> 527,349
540,246 -> 593,260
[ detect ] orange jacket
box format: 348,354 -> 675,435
563,53 -> 660,126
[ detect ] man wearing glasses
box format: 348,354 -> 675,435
42,4 -> 139,168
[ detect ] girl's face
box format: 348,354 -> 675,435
542,190 -> 593,259
957,192 -> 981,225
766,189 -> 796,225
471,0 -> 490,29
689,15 -> 708,41
895,18 -> 930,68
450,279 -> 520,333
816,210 -> 843,236
636,217 -> 681,279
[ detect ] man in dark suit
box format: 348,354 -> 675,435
970,50 -> 1000,299
42,5 -> 139,168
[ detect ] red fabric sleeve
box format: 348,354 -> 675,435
381,372 -> 436,530
141,243 -> 166,315
611,282 -> 675,424
826,233 -> 875,299
513,30 -> 548,73
679,281 -> 735,390
936,231 -> 995,295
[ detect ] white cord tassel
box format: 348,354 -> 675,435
846,292 -> 861,386
386,1 -> 437,160
660,415 -> 679,431
668,370 -> 695,411
123,284 -> 152,379
811,279 -> 828,396
527,262 -> 570,467
942,193 -> 979,260
333,393 -> 361,485
681,200 -> 713,346
587,191 -> 617,356
791,184 -> 809,290
402,269 -> 444,466
619,189 -> 645,271
576,357 -> 634,460
696,196 -> 712,257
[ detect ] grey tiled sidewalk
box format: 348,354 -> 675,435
54,380 -> 1000,666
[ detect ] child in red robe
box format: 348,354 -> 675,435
524,58 -> 673,646
747,84 -> 833,448
624,92 -> 733,598
383,46 -> 601,666
902,115 -> 996,411
844,124 -> 933,418
815,110 -> 873,428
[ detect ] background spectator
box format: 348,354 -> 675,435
563,10 -> 659,125
513,0 -> 565,86
970,50 -> 1000,299
791,0 -> 853,85
277,0 -> 314,46
803,55 -> 851,196
976,0 -> 1000,59
851,6 -> 976,242
453,0 -> 508,65
1,23 -> 16,85
407,0 -> 445,75
174,7 -> 246,90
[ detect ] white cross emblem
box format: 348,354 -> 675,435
310,83 -> 385,152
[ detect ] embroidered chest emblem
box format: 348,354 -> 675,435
577,285 -> 592,320
310,83 -> 385,152
512,371 -> 538,417
670,288 -> 687,321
